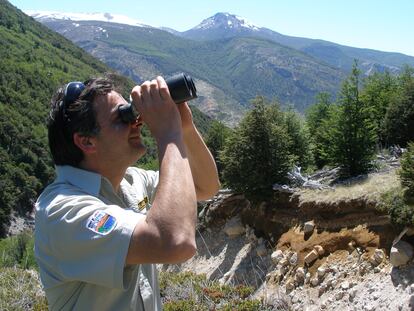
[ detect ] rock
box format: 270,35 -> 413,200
304,249 -> 319,266
318,284 -> 327,296
317,266 -> 326,278
266,270 -> 282,284
348,240 -> 356,251
304,220 -> 315,234
271,250 -> 284,265
370,249 -> 385,265
295,267 -> 305,283
223,216 -> 245,237
289,252 -> 298,266
349,288 -> 357,299
390,240 -> 414,267
310,277 -> 319,286
285,279 -> 295,292
280,258 -> 289,267
278,264 -> 289,276
305,272 -> 311,284
341,281 -> 350,290
314,245 -> 325,256
220,270 -> 234,284
256,244 -> 267,257
335,291 -> 344,300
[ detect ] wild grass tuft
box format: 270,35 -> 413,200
0,267 -> 47,311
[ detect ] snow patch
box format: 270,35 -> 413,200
26,10 -> 149,28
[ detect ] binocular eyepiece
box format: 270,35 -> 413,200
118,73 -> 197,123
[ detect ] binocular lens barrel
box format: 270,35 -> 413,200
118,73 -> 197,123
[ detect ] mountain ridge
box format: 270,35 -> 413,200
180,12 -> 414,73
34,17 -> 345,124
28,10 -> 414,125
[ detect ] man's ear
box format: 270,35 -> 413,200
73,133 -> 97,154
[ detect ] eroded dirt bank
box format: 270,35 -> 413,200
165,172 -> 414,310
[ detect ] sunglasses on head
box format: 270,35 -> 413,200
60,80 -> 139,124
63,81 -> 85,107
60,81 -> 85,121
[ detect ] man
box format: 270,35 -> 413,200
35,75 -> 220,310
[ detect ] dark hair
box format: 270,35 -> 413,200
48,77 -> 114,166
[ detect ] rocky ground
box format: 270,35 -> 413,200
166,217 -> 414,311
165,170 -> 414,311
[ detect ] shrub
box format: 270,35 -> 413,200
381,190 -> 414,227
0,231 -> 37,269
220,97 -> 291,202
399,142 -> 414,197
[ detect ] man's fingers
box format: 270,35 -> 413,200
130,85 -> 143,112
149,79 -> 160,101
156,76 -> 171,101
140,81 -> 152,104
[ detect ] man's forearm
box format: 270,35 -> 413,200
183,125 -> 220,201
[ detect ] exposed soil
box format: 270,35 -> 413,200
276,225 -> 397,274
166,169 -> 414,310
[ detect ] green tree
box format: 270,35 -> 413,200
383,66 -> 414,147
220,96 -> 291,201
282,107 -> 314,172
399,142 -> 414,197
329,62 -> 377,177
205,120 -> 232,181
360,71 -> 398,145
305,93 -> 335,169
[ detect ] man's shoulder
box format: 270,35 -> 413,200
125,167 -> 158,181
36,179 -> 100,213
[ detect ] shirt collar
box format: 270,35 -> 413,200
55,165 -> 102,196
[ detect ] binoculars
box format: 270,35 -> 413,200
118,73 -> 197,123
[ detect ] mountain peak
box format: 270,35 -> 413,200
194,12 -> 260,31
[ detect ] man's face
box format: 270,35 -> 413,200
93,91 -> 146,167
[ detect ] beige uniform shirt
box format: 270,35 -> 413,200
35,165 -> 161,311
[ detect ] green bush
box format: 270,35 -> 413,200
381,190 -> 414,227
163,299 -> 204,311
220,97 -> 292,202
399,142 -> 414,197
0,231 -> 37,269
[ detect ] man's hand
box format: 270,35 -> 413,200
130,77 -> 182,143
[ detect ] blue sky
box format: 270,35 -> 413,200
9,0 -> 414,57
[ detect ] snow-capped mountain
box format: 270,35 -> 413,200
194,12 -> 260,31
25,10 -> 149,28
181,12 -> 267,41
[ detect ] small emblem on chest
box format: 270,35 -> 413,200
136,196 -> 149,211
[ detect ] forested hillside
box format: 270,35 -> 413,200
0,0 -> 212,235
0,0 -> 111,234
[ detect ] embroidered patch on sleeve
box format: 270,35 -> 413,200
86,211 -> 117,235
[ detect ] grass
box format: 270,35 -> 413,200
159,270 -> 282,310
0,267 -> 47,311
0,231 -> 37,269
298,168 -> 400,204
